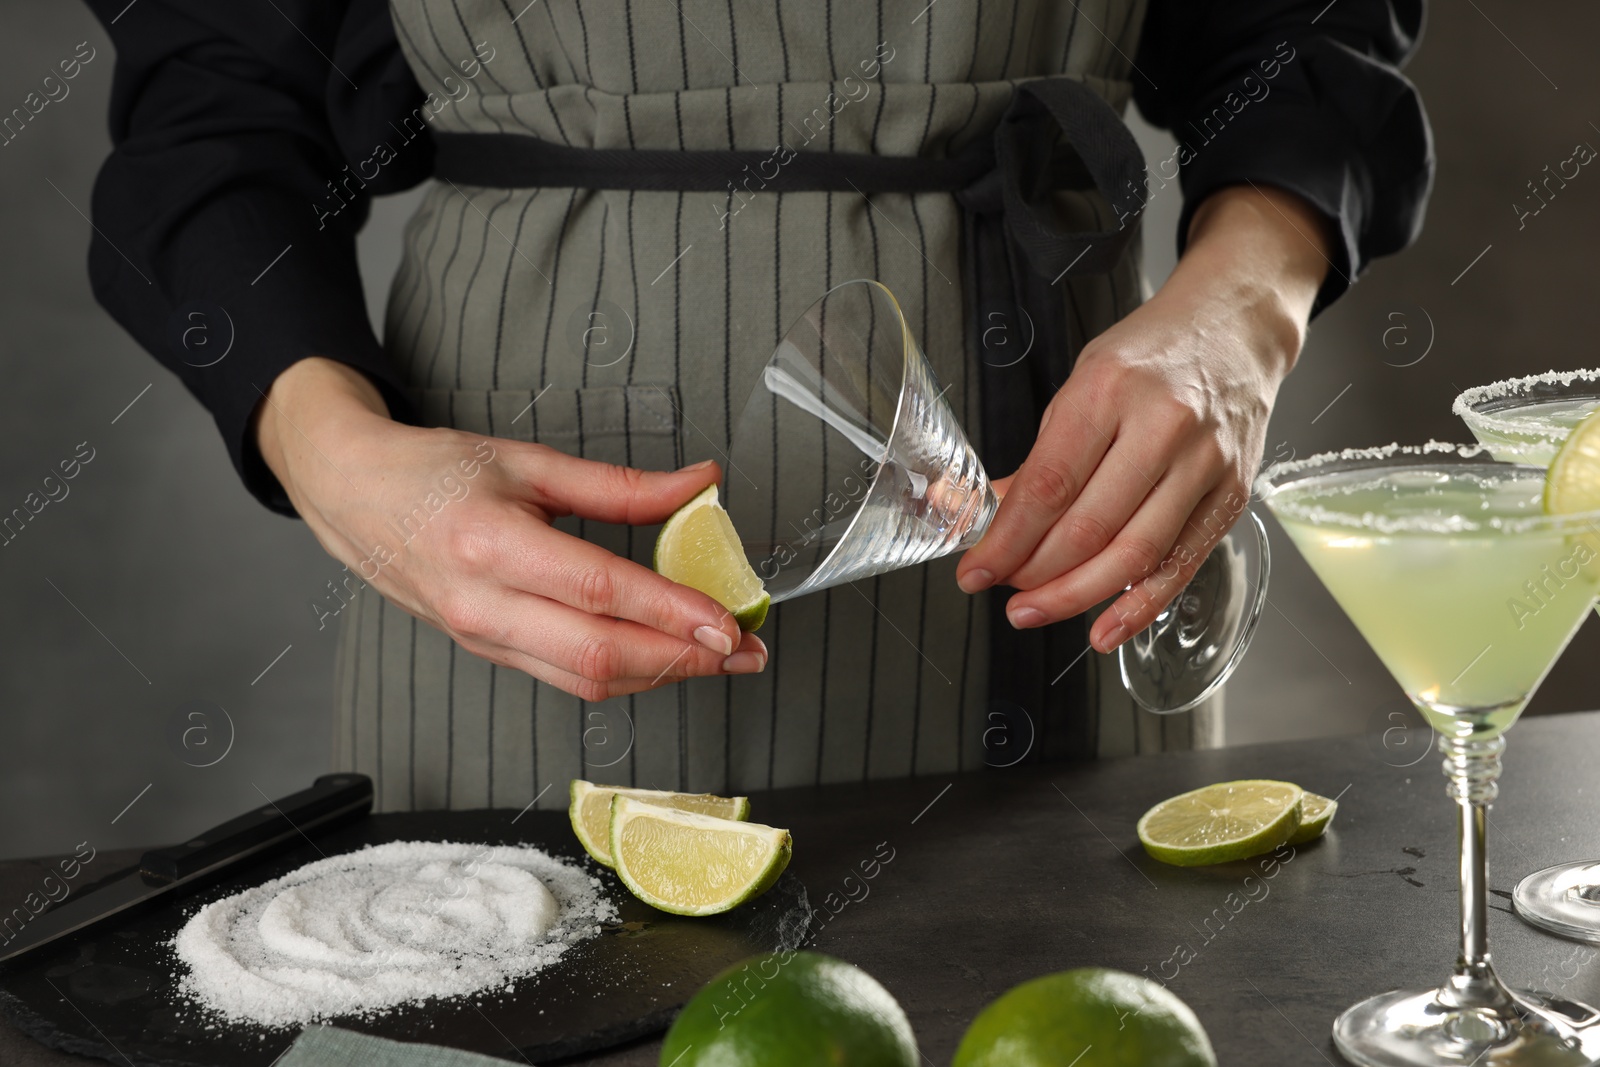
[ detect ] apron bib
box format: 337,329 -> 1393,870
333,0 -> 1221,813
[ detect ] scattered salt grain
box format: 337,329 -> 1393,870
172,841 -> 616,1027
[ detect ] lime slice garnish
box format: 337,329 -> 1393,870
1136,780 -> 1303,867
1544,407 -> 1600,514
1287,791 -> 1337,845
654,484 -> 770,631
608,795 -> 791,916
568,779 -> 749,868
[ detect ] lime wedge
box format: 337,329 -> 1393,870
1287,791 -> 1337,845
608,795 -> 791,916
1136,780 -> 1303,867
654,484 -> 769,631
568,779 -> 749,868
1544,407 -> 1600,514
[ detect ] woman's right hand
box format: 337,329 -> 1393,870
254,357 -> 764,702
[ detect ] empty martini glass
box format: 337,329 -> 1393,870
722,278 -> 1269,715
1456,369 -> 1600,946
1258,441 -> 1600,1066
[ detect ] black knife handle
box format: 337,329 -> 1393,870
138,773 -> 373,884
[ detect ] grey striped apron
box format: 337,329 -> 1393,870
333,0 -> 1223,814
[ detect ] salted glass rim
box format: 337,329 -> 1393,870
1253,439 -> 1600,535
1450,367 -> 1600,440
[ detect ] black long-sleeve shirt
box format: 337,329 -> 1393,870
1134,0 -> 1433,311
82,0 -> 1433,517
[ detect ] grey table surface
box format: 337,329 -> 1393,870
4,710 -> 1600,1066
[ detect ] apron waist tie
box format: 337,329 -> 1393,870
433,75 -> 1145,474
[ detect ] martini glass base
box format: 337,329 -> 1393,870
1516,863 -> 1600,945
1333,983 -> 1600,1066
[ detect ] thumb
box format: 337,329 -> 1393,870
990,474 -> 1015,500
528,451 -> 723,525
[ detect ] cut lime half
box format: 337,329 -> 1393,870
1136,780 -> 1303,867
654,484 -> 770,631
608,795 -> 791,916
568,779 -> 749,868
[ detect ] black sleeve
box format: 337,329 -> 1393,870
1132,0 -> 1435,315
83,0 -> 432,516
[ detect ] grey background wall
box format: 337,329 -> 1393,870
1,1 -> 1594,859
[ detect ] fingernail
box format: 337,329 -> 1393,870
1008,606 -> 1046,629
958,568 -> 994,594
680,459 -> 716,472
1098,623 -> 1128,651
694,625 -> 735,656
723,650 -> 766,674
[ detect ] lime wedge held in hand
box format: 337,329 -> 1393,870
609,795 -> 791,916
654,484 -> 770,631
568,779 -> 749,868
1544,406 -> 1600,514
1287,791 -> 1337,845
1136,780 -> 1303,867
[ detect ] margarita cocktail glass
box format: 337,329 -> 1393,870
1457,370 -> 1600,947
1454,369 -> 1600,466
1258,442 -> 1600,1066
723,279 -> 1269,715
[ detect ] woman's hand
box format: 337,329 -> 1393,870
255,357 -> 763,701
955,184 -> 1334,652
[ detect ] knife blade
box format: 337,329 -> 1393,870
0,773 -> 372,966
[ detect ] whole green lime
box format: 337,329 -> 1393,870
953,968 -> 1216,1067
660,950 -> 918,1067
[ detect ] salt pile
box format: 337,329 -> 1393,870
173,841 -> 616,1026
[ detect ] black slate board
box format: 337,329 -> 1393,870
0,809 -> 813,1067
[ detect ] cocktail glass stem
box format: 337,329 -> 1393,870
1439,732 -> 1515,1015
1333,722 -> 1600,1064
945,470 -> 999,554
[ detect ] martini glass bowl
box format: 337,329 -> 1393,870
722,278 -> 1269,715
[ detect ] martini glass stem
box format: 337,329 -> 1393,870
953,482 -> 1000,552
1440,731 -> 1512,1010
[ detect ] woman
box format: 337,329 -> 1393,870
85,0 -> 1431,811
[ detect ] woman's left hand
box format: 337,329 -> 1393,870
955,184 -> 1334,652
